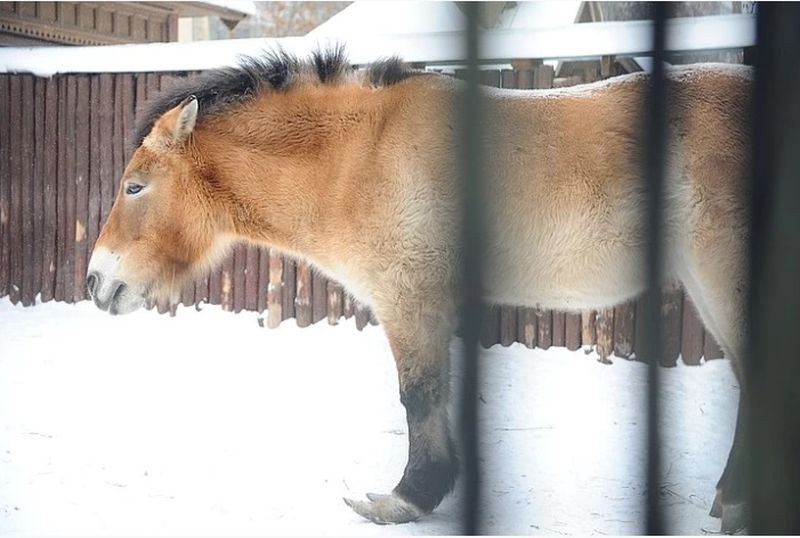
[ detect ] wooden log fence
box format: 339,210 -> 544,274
0,63 -> 725,364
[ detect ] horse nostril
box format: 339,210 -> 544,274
86,272 -> 99,297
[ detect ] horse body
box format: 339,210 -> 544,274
87,52 -> 751,531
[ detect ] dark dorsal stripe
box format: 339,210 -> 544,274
134,47 -> 424,148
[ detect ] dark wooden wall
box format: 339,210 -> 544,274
0,66 -> 724,365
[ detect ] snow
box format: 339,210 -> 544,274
0,15 -> 755,77
196,0 -> 257,17
308,1 -> 583,37
0,298 -> 738,535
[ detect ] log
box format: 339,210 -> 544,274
595,307 -> 615,360
267,249 -> 283,328
536,309 -> 552,350
295,260 -> 312,327
517,307 -> 537,349
500,305 -> 518,347
552,311 -> 566,347
565,312 -> 582,351
581,310 -> 597,346
681,293 -> 705,365
613,301 -> 635,358
327,281 -> 342,325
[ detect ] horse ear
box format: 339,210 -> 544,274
172,95 -> 198,142
156,95 -> 198,144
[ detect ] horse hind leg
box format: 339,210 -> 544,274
344,298 -> 459,524
678,238 -> 749,533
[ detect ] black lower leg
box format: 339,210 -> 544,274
393,380 -> 459,513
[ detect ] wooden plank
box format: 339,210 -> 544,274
565,312 -> 582,351
534,64 -> 555,89
681,292 -> 705,365
499,305 -> 517,347
613,301 -> 635,358
146,72 -> 160,99
295,260 -> 312,327
195,273 -> 209,305
41,78 -> 58,302
64,75 -> 78,303
54,76 -> 68,302
73,76 -> 90,302
516,69 -> 534,90
220,252 -> 234,311
256,246 -> 269,313
244,244 -> 259,311
112,74 -> 125,202
119,74 -> 135,184
482,70 -> 501,88
179,279 -> 194,307
661,288 -> 683,366
327,281 -> 342,325
343,291 -> 354,319
312,269 -> 327,324
516,307 -> 537,348
209,263 -> 223,306
8,76 -> 23,304
232,243 -> 246,313
20,75 -> 35,305
552,311 -> 566,347
134,73 -> 148,128
581,310 -> 596,346
267,249 -> 283,327
0,76 -> 9,298
281,256 -> 296,320
536,309 -> 552,350
500,69 -> 516,89
600,54 -> 615,79
98,74 -> 115,225
32,77 -> 45,303
87,75 -> 102,296
704,330 -> 725,360
480,304 -> 501,349
595,307 -> 615,360
354,301 -> 370,330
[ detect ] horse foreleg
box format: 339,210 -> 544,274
710,389 -> 749,533
344,306 -> 458,524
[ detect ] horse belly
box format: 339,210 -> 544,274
482,181 -> 649,311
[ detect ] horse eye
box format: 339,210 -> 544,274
125,183 -> 144,196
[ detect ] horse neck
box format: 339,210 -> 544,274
194,84 -> 392,258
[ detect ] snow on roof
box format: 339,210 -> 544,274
494,1 -> 583,30
194,0 -> 257,17
308,1 -> 584,38
308,1 -> 466,36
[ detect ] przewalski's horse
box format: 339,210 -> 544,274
87,48 -> 752,531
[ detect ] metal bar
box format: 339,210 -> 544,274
748,3 -> 800,533
458,3 -> 484,535
642,3 -> 668,534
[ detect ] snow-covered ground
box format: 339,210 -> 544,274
0,298 -> 738,535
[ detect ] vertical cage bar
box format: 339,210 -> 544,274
458,3 -> 484,534
748,3 -> 800,533
642,4 -> 668,534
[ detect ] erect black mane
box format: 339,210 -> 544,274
134,46 -> 424,147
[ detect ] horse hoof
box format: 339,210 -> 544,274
710,490 -> 723,518
343,493 -> 423,524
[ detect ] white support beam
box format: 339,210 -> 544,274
0,14 -> 755,77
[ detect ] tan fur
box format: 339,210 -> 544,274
90,62 -> 752,525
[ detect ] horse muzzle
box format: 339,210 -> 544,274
86,248 -> 145,315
